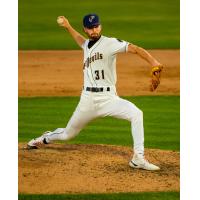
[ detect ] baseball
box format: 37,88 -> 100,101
57,17 -> 64,25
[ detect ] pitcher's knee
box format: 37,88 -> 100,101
130,109 -> 143,122
137,109 -> 143,119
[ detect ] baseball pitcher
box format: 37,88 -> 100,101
27,14 -> 163,171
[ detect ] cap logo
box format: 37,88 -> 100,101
89,15 -> 95,22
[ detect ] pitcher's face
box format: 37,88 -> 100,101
83,25 -> 102,40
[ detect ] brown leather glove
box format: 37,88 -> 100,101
150,65 -> 163,91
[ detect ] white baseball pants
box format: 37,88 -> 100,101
45,90 -> 144,156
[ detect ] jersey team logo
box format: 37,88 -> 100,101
83,52 -> 103,69
89,15 -> 95,22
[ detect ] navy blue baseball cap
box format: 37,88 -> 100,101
83,14 -> 100,28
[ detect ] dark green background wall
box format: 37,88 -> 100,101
18,0 -> 180,49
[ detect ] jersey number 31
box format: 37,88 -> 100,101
94,70 -> 105,80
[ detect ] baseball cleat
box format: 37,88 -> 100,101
129,154 -> 160,171
27,131 -> 51,149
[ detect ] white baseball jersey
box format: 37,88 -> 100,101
81,36 -> 129,88
43,35 -> 145,157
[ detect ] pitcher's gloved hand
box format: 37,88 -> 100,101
150,65 -> 163,91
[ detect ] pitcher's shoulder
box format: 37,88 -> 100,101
103,36 -> 125,43
81,39 -> 90,49
101,36 -> 119,44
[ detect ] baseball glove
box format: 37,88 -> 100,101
150,65 -> 163,91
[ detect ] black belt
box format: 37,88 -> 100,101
85,87 -> 110,92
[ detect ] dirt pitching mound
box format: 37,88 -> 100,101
18,143 -> 179,194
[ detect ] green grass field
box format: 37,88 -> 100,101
18,96 -> 180,151
19,191 -> 180,200
18,0 -> 180,49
